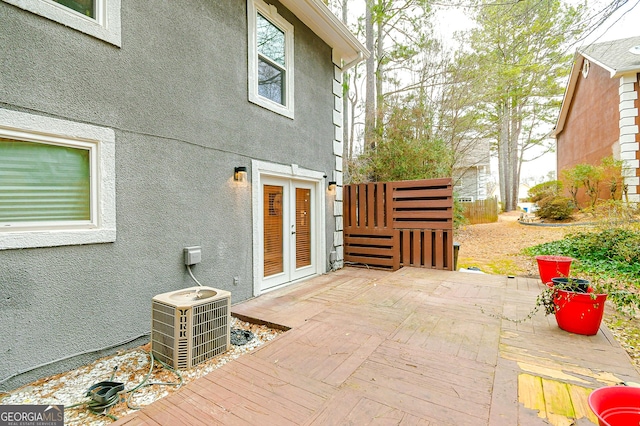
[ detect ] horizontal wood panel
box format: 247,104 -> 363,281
343,228 -> 394,237
393,199 -> 452,209
344,237 -> 395,249
392,221 -> 452,230
393,211 -> 452,220
344,246 -> 395,256
393,188 -> 453,199
391,178 -> 452,188
343,255 -> 396,267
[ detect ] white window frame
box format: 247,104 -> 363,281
2,0 -> 122,47
0,109 -> 116,250
247,0 -> 295,119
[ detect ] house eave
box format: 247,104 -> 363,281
552,52 -> 583,138
278,0 -> 369,68
612,65 -> 640,78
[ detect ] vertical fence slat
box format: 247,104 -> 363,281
367,183 -> 375,229
392,229 -> 401,270
412,230 -> 421,266
357,184 -> 366,228
385,182 -> 393,229
375,183 -> 384,228
343,184 -> 351,228
435,230 -> 444,269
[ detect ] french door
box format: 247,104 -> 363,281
261,178 -> 316,291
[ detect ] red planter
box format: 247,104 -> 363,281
588,385 -> 640,426
553,288 -> 607,336
535,255 -> 573,285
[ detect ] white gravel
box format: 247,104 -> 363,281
0,317 -> 284,425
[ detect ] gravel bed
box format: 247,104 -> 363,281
0,317 -> 284,425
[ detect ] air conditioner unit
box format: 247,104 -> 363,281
151,286 -> 231,369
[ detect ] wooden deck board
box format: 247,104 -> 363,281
113,267 -> 640,426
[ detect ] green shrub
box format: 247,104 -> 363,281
528,180 -> 563,203
535,196 -> 574,220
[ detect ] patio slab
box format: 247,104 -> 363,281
114,267 -> 640,425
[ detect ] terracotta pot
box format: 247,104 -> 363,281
553,288 -> 607,336
535,255 -> 573,285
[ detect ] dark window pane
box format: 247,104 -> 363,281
257,13 -> 285,67
258,58 -> 284,105
53,0 -> 95,18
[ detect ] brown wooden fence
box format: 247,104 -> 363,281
461,197 -> 499,224
343,178 -> 454,271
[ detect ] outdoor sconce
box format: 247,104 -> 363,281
234,166 -> 247,182
328,181 -> 337,191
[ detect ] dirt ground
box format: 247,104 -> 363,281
454,211 -> 578,276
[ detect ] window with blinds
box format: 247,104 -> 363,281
263,185 -> 284,277
0,138 -> 92,226
296,188 -> 311,268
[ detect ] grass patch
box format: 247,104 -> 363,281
486,258 -> 518,275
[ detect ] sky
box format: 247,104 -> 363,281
433,0 -> 640,183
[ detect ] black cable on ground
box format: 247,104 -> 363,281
64,350 -> 183,421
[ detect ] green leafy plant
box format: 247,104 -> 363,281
525,225 -> 640,315
528,180 -> 563,203
535,196 -> 574,221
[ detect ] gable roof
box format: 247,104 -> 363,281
580,35 -> 640,78
279,0 -> 368,68
552,36 -> 640,137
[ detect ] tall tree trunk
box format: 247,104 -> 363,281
364,0 -> 376,151
375,0 -> 384,138
498,102 -> 510,211
341,0 -> 350,178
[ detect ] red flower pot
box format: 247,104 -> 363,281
535,255 -> 573,285
588,385 -> 640,426
553,288 -> 607,336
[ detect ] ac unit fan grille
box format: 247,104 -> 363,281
151,301 -> 176,367
191,298 -> 229,366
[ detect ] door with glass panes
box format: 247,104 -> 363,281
262,178 -> 315,291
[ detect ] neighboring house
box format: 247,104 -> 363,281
553,36 -> 640,205
0,0 -> 367,389
453,138 -> 491,202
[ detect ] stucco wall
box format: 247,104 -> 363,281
0,0 -> 336,389
556,59 -> 620,204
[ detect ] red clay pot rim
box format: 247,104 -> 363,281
535,255 -> 574,262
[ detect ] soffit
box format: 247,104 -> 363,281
278,0 -> 369,67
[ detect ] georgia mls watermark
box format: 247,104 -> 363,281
0,405 -> 64,426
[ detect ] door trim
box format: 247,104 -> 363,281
251,160 -> 326,296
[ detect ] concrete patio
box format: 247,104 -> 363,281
114,266 -> 640,425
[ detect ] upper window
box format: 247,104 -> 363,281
248,0 -> 294,118
53,0 -> 95,17
0,109 -> 116,250
2,0 -> 122,47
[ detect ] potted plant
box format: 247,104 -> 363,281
546,277 -> 607,336
484,276 -> 608,336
